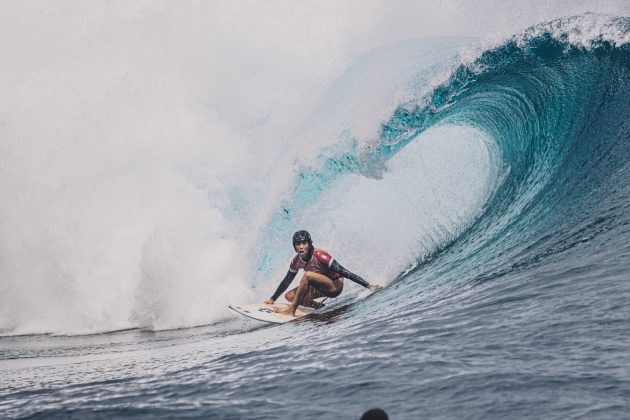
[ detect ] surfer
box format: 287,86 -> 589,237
265,230 -> 381,316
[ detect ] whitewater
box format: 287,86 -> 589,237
2,2 -> 630,418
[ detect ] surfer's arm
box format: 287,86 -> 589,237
269,270 -> 298,302
330,259 -> 370,288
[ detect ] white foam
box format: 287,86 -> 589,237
516,13 -> 630,50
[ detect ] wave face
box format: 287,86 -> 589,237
2,12 -> 630,419
253,14 -> 630,302
382,14 -> 630,289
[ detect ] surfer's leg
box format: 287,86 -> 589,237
282,272 -> 343,315
285,286 -> 325,306
285,288 -> 296,303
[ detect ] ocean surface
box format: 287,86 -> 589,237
2,7 -> 630,420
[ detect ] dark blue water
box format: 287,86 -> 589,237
2,15 -> 630,419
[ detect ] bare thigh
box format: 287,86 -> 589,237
285,273 -> 344,302
285,286 -> 325,304
303,271 -> 344,297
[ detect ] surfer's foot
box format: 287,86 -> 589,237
276,307 -> 296,316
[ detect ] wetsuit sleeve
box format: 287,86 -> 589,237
271,270 -> 297,301
330,259 -> 369,288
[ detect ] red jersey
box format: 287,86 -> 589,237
288,248 -> 341,280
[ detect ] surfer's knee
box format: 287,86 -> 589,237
301,271 -> 315,285
285,290 -> 294,302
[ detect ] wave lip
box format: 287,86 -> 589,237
515,13 -> 630,50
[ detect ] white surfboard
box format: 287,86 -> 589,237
228,303 -> 317,324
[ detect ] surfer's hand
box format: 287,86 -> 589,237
264,298 -> 275,305
367,284 -> 382,290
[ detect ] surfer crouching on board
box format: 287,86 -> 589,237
265,230 -> 381,316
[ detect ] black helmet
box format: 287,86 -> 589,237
292,230 -> 312,247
